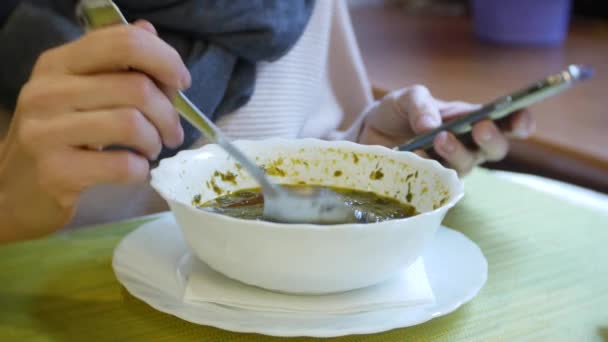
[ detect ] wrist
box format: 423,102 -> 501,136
0,167 -> 20,243
349,100 -> 379,143
0,143 -> 67,243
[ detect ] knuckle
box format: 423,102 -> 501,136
399,85 -> 435,116
408,84 -> 430,98
417,102 -> 435,115
31,48 -> 58,75
118,108 -> 145,136
129,74 -> 156,104
17,80 -> 46,110
116,26 -> 143,60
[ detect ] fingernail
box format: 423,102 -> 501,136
417,114 -> 440,130
177,122 -> 184,144
168,121 -> 184,149
437,132 -> 455,153
152,151 -> 161,161
479,128 -> 493,142
181,71 -> 192,89
514,115 -> 533,138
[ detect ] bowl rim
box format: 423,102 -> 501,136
150,138 -> 464,230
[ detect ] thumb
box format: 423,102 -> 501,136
435,99 -> 482,120
397,85 -> 442,134
132,19 -> 157,35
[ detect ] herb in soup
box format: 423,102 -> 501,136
195,185 -> 418,223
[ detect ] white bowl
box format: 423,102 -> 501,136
151,138 -> 464,294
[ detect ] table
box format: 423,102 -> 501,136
349,7 -> 608,193
1,169 -> 607,341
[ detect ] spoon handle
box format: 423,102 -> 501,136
173,94 -> 278,195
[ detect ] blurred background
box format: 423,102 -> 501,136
352,0 -> 608,19
347,0 -> 608,193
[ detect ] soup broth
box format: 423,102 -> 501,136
194,185 -> 418,223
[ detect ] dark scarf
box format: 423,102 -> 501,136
0,0 -> 314,157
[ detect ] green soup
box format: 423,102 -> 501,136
194,185 -> 418,223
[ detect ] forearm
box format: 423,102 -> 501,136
0,106 -> 10,149
0,196 -> 20,244
0,158 -> 20,243
0,105 -> 14,242
0,144 -> 24,243
0,134 -> 68,244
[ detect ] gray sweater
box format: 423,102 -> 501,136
0,0 -> 314,157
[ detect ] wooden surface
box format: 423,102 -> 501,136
350,7 -> 608,193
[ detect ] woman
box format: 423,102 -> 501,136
0,0 -> 533,242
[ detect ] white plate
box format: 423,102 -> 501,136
113,215 -> 487,338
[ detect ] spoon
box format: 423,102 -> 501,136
173,96 -> 357,224
77,0 -> 357,224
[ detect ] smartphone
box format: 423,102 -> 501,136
397,65 -> 594,152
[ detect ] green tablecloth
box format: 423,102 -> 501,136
1,169 -> 607,341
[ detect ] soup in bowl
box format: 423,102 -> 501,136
150,138 -> 464,294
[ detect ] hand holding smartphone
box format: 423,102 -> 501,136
397,65 -> 594,153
